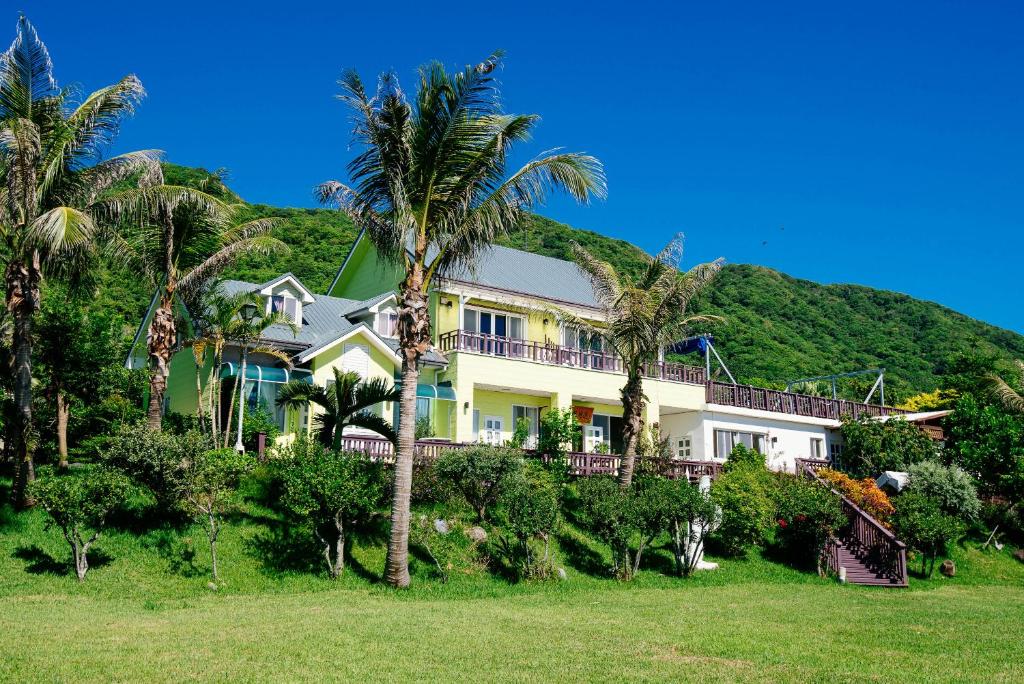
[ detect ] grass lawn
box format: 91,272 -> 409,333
2,477 -> 1023,682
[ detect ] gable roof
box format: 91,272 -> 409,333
253,272 -> 316,303
331,229 -> 602,309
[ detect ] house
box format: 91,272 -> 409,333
131,231 -> 908,472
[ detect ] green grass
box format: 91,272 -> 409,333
2,477 -> 1023,683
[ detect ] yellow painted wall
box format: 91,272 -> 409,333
434,295 -> 603,345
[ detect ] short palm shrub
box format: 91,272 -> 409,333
101,425 -> 209,514
29,467 -> 133,581
773,475 -> 845,573
905,461 -> 980,521
892,492 -> 965,578
276,440 -> 386,578
434,445 -> 523,521
817,468 -> 895,527
496,463 -> 560,580
177,448 -> 253,581
711,461 -> 776,556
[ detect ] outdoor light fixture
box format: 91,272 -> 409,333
445,300 -> 453,308
241,301 -> 258,323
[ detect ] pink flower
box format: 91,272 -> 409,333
777,519 -> 788,528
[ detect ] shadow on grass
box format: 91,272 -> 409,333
14,544 -> 111,575
555,530 -> 608,577
144,528 -> 204,578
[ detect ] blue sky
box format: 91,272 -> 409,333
18,1 -> 1024,333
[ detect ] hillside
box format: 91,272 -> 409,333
103,165 -> 1024,398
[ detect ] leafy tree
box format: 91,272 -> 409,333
627,476 -> 677,576
666,479 -> 718,577
575,475 -> 635,579
944,393 -> 1024,501
176,447 -> 252,581
28,467 -> 133,581
0,16 -> 159,507
722,443 -> 765,473
561,236 -> 721,488
711,462 -> 776,556
241,404 -> 280,452
497,463 -> 560,580
434,445 -> 523,522
276,439 -> 386,578
893,492 -> 964,578
320,53 -> 605,587
277,369 -> 398,449
906,461 -> 981,521
538,407 -> 581,460
838,416 -> 938,479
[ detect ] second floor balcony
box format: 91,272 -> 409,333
437,329 -> 707,385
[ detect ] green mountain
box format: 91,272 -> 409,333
104,164 -> 1024,399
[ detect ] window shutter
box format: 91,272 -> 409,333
342,343 -> 370,378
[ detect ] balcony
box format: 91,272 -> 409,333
437,329 -> 707,385
706,381 -> 908,420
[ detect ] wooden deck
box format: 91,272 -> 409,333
706,381 -> 909,420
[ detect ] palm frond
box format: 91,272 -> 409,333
981,370 -> 1024,415
177,234 -> 287,298
26,205 -> 95,251
346,410 -> 398,445
0,16 -> 58,119
570,241 -> 622,308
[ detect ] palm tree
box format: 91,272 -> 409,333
982,360 -> 1024,414
101,182 -> 286,430
0,16 -> 161,506
278,369 -> 400,449
563,236 -> 722,488
320,53 -> 606,586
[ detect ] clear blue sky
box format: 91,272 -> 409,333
18,1 -> 1024,333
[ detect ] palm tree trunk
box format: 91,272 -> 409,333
194,356 -> 205,434
6,257 -> 41,508
384,273 -> 431,588
56,388 -> 70,469
617,371 -> 645,489
146,295 -> 175,431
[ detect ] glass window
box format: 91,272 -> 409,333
376,310 -> 398,337
416,397 -> 431,421
464,309 -> 478,333
714,429 -> 767,459
677,437 -> 692,460
513,405 -> 540,448
810,437 -> 824,460
591,414 -> 611,447
472,409 -> 481,441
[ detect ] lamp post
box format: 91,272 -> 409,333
235,302 -> 259,453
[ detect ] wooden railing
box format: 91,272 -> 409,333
707,381 -> 909,420
338,435 -> 723,483
794,458 -> 831,476
437,330 -> 706,386
801,463 -> 908,587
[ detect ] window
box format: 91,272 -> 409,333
714,429 -> 767,459
482,415 -> 503,445
677,436 -> 692,460
463,308 -> 524,339
270,294 -> 300,324
513,405 -> 540,448
810,437 -> 824,460
341,343 -> 369,378
830,443 -> 843,465
416,397 -> 431,422
591,414 -> 612,448
472,409 -> 481,442
375,309 -> 398,337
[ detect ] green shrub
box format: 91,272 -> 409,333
906,461 -> 981,521
772,475 -> 845,572
410,457 -> 455,505
723,443 -> 765,473
497,463 -> 560,580
893,492 -> 965,578
101,425 -> 210,514
409,515 -> 465,583
414,416 -> 435,440
276,439 -> 386,578
839,416 -> 938,478
28,467 -> 134,581
508,417 -> 531,449
434,445 -> 523,521
538,408 -> 581,460
575,475 -> 634,578
242,404 -> 281,451
711,465 -> 776,556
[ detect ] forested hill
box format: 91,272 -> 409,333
104,164 -> 1024,398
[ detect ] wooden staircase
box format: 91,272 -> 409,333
798,460 -> 908,588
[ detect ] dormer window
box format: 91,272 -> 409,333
269,294 -> 301,324
375,308 -> 398,337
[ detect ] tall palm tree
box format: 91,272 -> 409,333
278,368 -> 400,449
0,16 -> 160,506
102,182 -> 286,430
982,360 -> 1024,415
563,236 -> 722,488
320,53 -> 606,586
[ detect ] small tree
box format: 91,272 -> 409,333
277,440 -> 386,578
101,425 -> 207,515
722,443 -> 765,473
711,462 -> 776,556
667,479 -> 718,577
576,475 -> 634,578
538,408 -> 581,460
177,448 -> 252,580
498,464 -> 560,580
893,492 -> 964,578
434,445 -> 523,522
626,476 -> 676,577
839,416 -> 938,478
906,461 -> 980,521
29,468 -> 133,581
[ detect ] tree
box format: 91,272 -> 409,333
320,53 -> 605,587
101,176 -> 286,430
893,492 -> 964,578
277,368 -> 398,449
981,359 -> 1024,415
28,467 -> 133,581
497,464 -> 560,580
0,16 -> 160,507
562,236 -> 722,488
575,475 -> 635,579
838,415 -> 938,479
944,393 -> 1024,501
906,461 -> 981,521
176,447 -> 252,581
434,444 -> 523,522
277,439 -> 386,578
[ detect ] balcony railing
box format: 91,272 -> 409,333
706,381 -> 908,420
437,329 -> 706,385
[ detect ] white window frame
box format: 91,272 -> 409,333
714,429 -> 768,459
810,437 -> 824,460
375,308 -> 398,338
482,415 -> 504,446
677,436 -> 692,460
512,405 -> 541,448
268,293 -> 302,324
463,305 -> 526,340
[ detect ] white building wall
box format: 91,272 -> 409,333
661,407 -> 841,474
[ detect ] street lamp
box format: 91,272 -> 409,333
234,302 -> 260,453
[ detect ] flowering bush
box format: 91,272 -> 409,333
817,468 -> 894,527
773,474 -> 845,572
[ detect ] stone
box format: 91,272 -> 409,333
1013,548 -> 1024,563
466,526 -> 487,543
207,582 -> 218,591
940,559 -> 956,577
557,567 -> 568,581
433,519 -> 450,535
